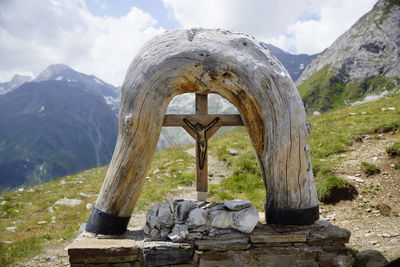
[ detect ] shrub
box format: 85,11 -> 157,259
374,121 -> 400,133
386,140 -> 400,157
394,161 -> 400,170
316,172 -> 357,204
361,162 -> 381,176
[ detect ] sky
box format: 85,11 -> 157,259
0,0 -> 377,86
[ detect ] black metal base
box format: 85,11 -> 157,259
265,204 -> 319,225
85,206 -> 130,235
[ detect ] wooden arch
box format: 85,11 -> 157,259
86,29 -> 319,235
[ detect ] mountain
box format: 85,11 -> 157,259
35,64 -> 120,113
0,74 -> 33,95
0,80 -> 118,191
262,43 -> 318,81
297,0 -> 400,112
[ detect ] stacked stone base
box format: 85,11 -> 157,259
67,220 -> 353,267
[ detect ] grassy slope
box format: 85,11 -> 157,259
1,93 -> 399,266
297,1 -> 400,113
297,65 -> 400,112
209,92 -> 400,206
0,146 -> 195,266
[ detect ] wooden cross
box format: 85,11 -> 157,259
163,94 -> 244,201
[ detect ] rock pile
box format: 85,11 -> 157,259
143,199 -> 259,242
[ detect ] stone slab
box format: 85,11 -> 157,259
307,221 -> 351,245
67,220 -> 352,267
67,238 -> 140,264
194,232 -> 250,251
141,241 -> 194,267
199,249 -> 319,267
250,223 -> 307,243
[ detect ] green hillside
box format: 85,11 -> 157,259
297,0 -> 400,112
1,92 -> 399,266
298,66 -> 400,112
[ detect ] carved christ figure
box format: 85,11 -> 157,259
183,117 -> 220,169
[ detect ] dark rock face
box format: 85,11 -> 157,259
359,41 -> 387,54
262,43 -> 318,81
0,80 -> 117,190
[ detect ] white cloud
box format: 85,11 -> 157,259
0,0 -> 164,85
268,0 -> 377,54
0,0 -> 378,84
163,0 -> 377,54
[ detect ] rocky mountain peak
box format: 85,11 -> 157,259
10,74 -> 33,85
0,74 -> 33,95
261,43 -> 318,81
297,0 -> 400,84
35,64 -> 72,82
296,0 -> 400,112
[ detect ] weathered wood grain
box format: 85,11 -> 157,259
163,114 -> 243,127
91,28 -> 318,224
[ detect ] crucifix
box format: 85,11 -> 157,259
163,93 -> 244,201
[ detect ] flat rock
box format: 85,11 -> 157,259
187,208 -> 207,229
356,250 -> 387,267
232,206 -> 259,233
223,200 -> 252,211
200,249 -> 319,267
208,210 -> 233,229
307,221 -> 351,245
251,224 -> 307,244
141,241 -> 194,267
54,198 -> 83,207
67,238 -> 140,264
194,232 -> 250,251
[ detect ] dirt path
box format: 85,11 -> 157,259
19,146 -> 232,266
321,132 -> 400,261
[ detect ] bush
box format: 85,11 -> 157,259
361,162 -> 381,176
386,140 -> 400,157
394,161 -> 400,170
374,121 -> 400,133
316,173 -> 357,204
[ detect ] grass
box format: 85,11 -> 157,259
0,145 -> 195,266
394,161 -> 400,170
377,0 -> 399,25
298,67 -> 400,112
386,139 -> 400,157
361,184 -> 380,195
361,162 -> 381,176
210,92 -> 400,203
209,139 -> 265,210
0,167 -> 106,266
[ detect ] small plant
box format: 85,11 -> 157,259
394,161 -> 400,170
316,170 -> 357,204
362,183 -> 380,194
373,135 -> 382,140
361,162 -> 381,176
386,140 -> 400,157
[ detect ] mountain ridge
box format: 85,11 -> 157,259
262,43 -> 319,81
297,0 -> 400,111
0,80 -> 117,191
